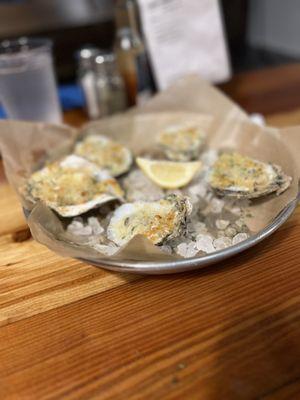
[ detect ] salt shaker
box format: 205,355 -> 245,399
77,47 -> 100,119
94,52 -> 127,117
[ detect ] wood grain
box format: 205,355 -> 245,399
266,108 -> 300,128
1,66 -> 300,399
0,186 -> 140,327
219,64 -> 300,115
0,212 -> 299,399
63,109 -> 87,128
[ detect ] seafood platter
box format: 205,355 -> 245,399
0,107 -> 298,274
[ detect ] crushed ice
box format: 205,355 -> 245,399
66,149 -> 252,259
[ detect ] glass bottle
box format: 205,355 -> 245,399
114,0 -> 153,106
94,52 -> 127,117
77,47 -> 100,119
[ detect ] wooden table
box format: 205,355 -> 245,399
1,65 -> 300,400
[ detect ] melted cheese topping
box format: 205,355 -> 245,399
75,135 -> 132,176
108,197 -> 188,246
210,153 -> 276,193
27,159 -> 123,207
158,125 -> 203,153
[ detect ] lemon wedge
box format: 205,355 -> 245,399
136,157 -> 202,189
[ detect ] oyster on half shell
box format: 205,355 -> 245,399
208,152 -> 292,199
107,194 -> 192,247
74,134 -> 132,177
157,124 -> 206,161
25,155 -> 124,217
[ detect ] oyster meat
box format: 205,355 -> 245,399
74,134 -> 132,177
25,155 -> 124,217
157,123 -> 206,161
107,194 -> 192,246
208,152 -> 292,199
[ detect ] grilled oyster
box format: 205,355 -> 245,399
107,194 -> 192,246
25,155 -> 124,217
157,124 -> 206,161
74,134 -> 132,177
208,152 -> 292,199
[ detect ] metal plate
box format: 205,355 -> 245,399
80,195 -> 299,275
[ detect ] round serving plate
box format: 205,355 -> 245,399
80,194 -> 299,275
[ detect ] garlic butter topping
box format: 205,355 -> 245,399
209,152 -> 291,199
107,194 -> 192,246
157,124 -> 206,161
75,134 -> 132,177
25,155 -> 124,217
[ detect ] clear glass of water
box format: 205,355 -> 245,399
0,37 -> 62,123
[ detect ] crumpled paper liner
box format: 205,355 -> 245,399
0,75 -> 299,263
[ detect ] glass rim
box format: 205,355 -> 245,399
0,37 -> 53,59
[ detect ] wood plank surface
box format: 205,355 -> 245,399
1,66 -> 300,399
219,63 -> 300,115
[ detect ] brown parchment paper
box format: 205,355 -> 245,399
0,75 -> 299,263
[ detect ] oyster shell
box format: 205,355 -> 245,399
208,152 -> 292,199
74,134 -> 132,177
157,123 -> 206,161
25,155 -> 124,217
107,194 -> 192,246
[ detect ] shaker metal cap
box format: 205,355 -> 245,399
94,52 -> 117,74
77,46 -> 100,69
78,47 -> 99,59
95,53 -> 116,64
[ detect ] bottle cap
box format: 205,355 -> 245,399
77,46 -> 100,70
94,52 -> 117,75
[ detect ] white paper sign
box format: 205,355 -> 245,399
137,0 -> 231,90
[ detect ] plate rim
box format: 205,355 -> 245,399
79,194 -> 299,274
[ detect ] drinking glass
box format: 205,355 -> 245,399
0,37 -> 62,123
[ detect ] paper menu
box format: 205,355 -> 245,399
137,0 -> 231,90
